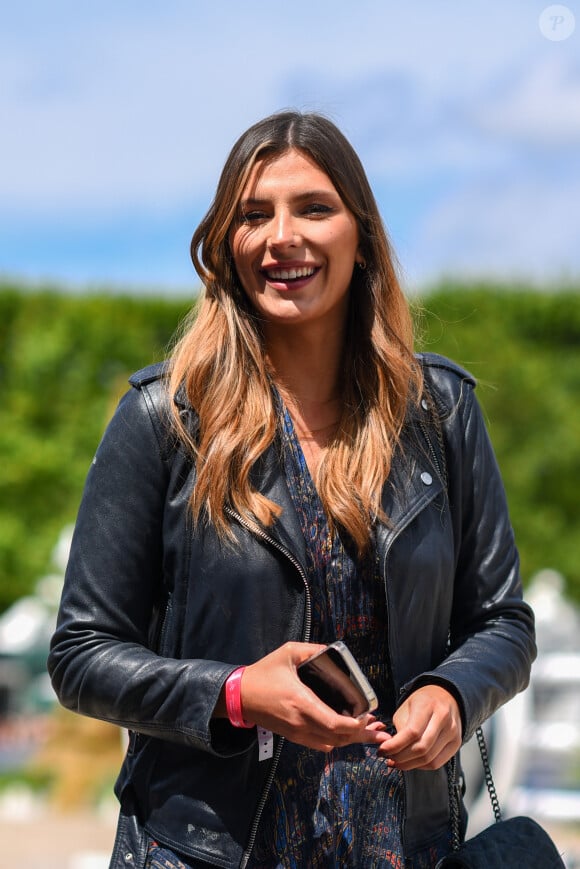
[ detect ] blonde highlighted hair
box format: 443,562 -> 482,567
169,110 -> 422,553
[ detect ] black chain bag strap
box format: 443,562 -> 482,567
420,377 -> 566,869
435,728 -> 566,868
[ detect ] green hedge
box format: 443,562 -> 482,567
415,283 -> 580,601
0,282 -> 578,612
0,285 -> 190,612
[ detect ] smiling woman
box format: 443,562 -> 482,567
229,149 -> 363,338
182,111 -> 418,547
48,111 -> 536,869
226,149 -> 365,479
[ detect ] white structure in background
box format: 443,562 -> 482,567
511,570 -> 580,823
0,526 -> 73,715
463,569 -> 580,833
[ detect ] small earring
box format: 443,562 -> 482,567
357,259 -> 367,271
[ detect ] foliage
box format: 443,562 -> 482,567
0,284 -> 190,613
0,281 -> 579,612
415,282 -> 580,603
0,766 -> 55,794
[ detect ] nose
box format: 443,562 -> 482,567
269,209 -> 299,249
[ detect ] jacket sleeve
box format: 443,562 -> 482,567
47,382 -> 248,756
413,360 -> 536,741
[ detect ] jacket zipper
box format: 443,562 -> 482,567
157,593 -> 173,657
224,508 -> 312,869
418,417 -> 444,487
379,517 -> 415,858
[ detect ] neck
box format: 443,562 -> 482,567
267,340 -> 344,448
264,321 -> 344,407
264,324 -> 346,479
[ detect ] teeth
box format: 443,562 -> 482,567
266,266 -> 316,280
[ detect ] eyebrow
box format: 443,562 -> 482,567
239,189 -> 340,207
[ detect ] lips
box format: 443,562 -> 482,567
263,265 -> 318,281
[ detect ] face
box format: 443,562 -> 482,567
229,149 -> 362,336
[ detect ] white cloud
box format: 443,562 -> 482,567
409,173 -> 580,285
474,54 -> 580,146
0,5 -> 285,213
292,70 -> 515,182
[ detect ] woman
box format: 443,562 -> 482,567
48,111 -> 536,869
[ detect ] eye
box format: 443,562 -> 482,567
303,203 -> 333,216
240,209 -> 268,223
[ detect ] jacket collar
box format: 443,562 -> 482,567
378,433 -> 444,553
173,383 -> 443,560
249,423 -> 443,567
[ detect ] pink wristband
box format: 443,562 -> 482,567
225,666 -> 254,729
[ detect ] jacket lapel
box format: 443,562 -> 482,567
249,443 -> 310,575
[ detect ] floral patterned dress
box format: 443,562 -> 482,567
248,401 -> 451,868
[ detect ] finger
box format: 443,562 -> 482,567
287,641 -> 329,666
311,708 -> 387,746
378,720 -> 459,769
364,719 -> 388,733
267,688 -> 378,748
378,731 -> 438,766
376,712 -> 436,762
384,736 -> 457,771
295,685 -> 387,737
375,726 -> 417,756
423,738 -> 459,770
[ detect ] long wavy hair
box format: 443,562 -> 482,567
169,110 -> 422,553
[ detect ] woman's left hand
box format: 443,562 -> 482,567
376,684 -> 462,770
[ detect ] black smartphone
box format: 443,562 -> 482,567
297,640 -> 378,718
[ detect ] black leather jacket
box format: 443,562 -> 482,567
48,353 -> 536,868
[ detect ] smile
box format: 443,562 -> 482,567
264,266 -> 317,281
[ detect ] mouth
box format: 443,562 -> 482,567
262,265 -> 318,282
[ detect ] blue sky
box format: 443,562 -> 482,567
1,1 -> 579,294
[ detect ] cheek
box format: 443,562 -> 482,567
231,226 -> 260,260
331,234 -> 359,270
231,237 -> 264,300
328,220 -> 359,257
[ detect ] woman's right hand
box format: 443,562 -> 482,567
232,642 -> 386,752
